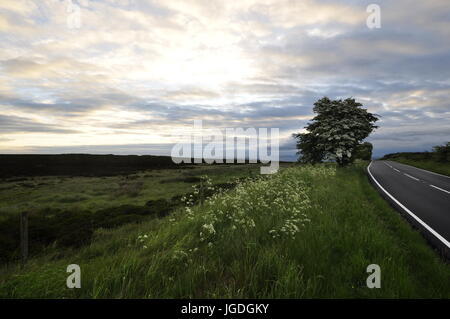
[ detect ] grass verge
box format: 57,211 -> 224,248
1,163 -> 449,298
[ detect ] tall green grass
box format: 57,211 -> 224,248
1,163 -> 449,298
0,164 -> 267,262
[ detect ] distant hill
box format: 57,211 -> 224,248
381,142 -> 449,164
381,151 -> 436,161
0,154 -> 281,178
0,154 -> 181,178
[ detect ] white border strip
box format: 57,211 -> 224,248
368,161 -> 450,249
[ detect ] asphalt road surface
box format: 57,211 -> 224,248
368,160 -> 450,252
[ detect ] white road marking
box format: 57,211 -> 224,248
387,161 -> 450,190
430,184 -> 450,195
383,161 -> 401,173
386,161 -> 450,193
404,173 -> 420,181
367,161 -> 450,249
383,162 -> 393,168
389,161 -> 450,179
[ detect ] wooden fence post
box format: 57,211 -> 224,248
20,211 -> 29,265
200,178 -> 204,205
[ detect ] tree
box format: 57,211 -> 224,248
292,131 -> 325,164
353,142 -> 373,161
433,142 -> 450,162
294,97 -> 379,166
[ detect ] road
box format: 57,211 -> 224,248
367,160 -> 450,252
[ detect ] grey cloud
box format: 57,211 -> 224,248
0,114 -> 80,134
0,95 -> 95,114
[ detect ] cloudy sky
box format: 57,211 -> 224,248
0,0 -> 449,160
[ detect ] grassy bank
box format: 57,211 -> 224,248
0,164 -> 267,262
381,153 -> 450,176
0,164 -> 263,216
1,163 -> 449,298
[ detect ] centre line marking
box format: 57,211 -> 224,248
383,162 -> 392,168
404,173 -> 420,181
430,184 -> 450,195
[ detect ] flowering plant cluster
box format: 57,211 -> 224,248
180,166 -> 336,247
137,234 -> 149,249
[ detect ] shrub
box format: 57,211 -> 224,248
433,142 -> 450,162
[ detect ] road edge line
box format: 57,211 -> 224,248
367,161 -> 450,249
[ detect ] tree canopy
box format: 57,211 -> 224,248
293,97 -> 379,166
353,142 -> 374,161
433,142 -> 450,162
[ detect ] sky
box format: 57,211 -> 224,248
0,0 -> 449,161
